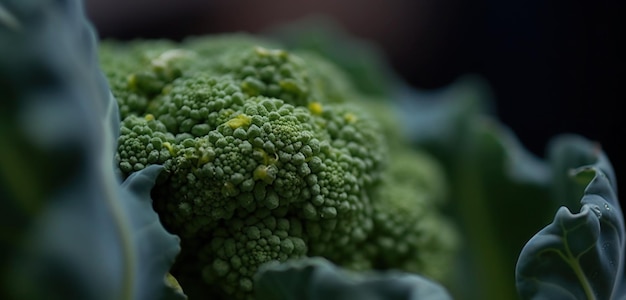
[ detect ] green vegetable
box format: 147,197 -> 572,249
100,35 -> 458,299
4,1 -> 625,299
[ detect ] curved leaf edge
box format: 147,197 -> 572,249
254,257 -> 453,300
0,0 -> 185,299
515,137 -> 625,300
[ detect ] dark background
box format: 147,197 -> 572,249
84,0 -> 625,197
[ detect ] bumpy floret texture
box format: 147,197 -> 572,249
365,149 -> 458,283
116,114 -> 175,173
201,210 -> 307,299
102,34 -> 457,299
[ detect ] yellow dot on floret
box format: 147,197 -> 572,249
255,46 -> 270,56
253,164 -> 276,184
344,113 -> 358,124
197,150 -> 213,167
151,49 -> 195,69
145,114 -> 155,121
279,79 -> 304,94
254,46 -> 288,58
308,102 -> 323,116
127,74 -> 138,89
226,114 -> 252,129
254,165 -> 268,181
163,142 -> 176,156
275,49 -> 289,59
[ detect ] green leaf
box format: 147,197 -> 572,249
0,0 -> 184,299
254,257 -> 453,300
515,137 -> 624,300
5,166 -> 184,300
547,135 -> 605,211
120,165 -> 186,300
397,75 -> 555,300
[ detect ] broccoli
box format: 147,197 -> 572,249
101,34 -> 457,299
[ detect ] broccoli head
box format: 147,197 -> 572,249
101,34 -> 457,299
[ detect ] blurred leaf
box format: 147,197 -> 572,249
254,257 -> 452,300
516,137 -> 625,299
0,0 -> 183,299
397,75 -> 557,300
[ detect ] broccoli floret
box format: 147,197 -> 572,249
201,211 -> 307,299
101,34 -> 457,300
99,40 -> 193,118
116,114 -> 175,173
217,46 -> 313,107
366,149 -> 458,282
